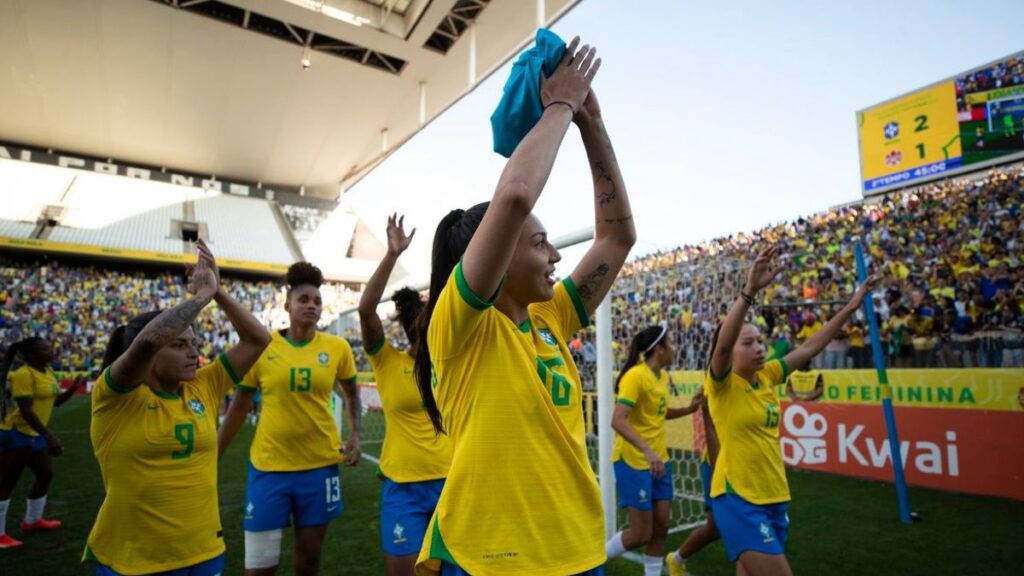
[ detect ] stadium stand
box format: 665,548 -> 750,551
4,166 -> 1022,377
0,255 -> 359,373
0,220 -> 34,238
193,194 -> 297,265
48,202 -> 186,253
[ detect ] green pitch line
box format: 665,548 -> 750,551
942,134 -> 961,160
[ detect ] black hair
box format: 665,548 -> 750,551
616,325 -> 667,393
101,310 -> 163,370
286,261 -> 324,293
391,287 -> 424,348
1,337 -> 45,421
413,202 -> 489,434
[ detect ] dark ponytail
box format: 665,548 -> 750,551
102,310 -> 163,370
391,287 -> 424,348
414,202 -> 489,434
616,325 -> 666,393
1,337 -> 44,421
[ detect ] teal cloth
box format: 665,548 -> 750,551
490,28 -> 567,157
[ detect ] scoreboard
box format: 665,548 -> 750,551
858,51 -> 1024,195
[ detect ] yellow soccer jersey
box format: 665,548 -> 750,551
86,354 -> 240,575
612,363 -> 670,469
368,340 -> 452,482
787,370 -> 822,396
706,359 -> 790,505
0,365 -> 61,435
242,331 -> 356,472
416,264 -> 603,576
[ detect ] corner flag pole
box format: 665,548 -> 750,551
855,242 -> 912,524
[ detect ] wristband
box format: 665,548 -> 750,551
545,100 -> 576,114
740,291 -> 755,306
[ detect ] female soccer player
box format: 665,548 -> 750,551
705,246 -> 877,576
218,261 -> 361,576
358,214 -> 451,576
85,240 -> 270,574
412,37 -> 632,576
0,338 -> 84,549
605,324 -> 702,576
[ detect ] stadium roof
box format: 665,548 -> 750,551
0,0 -> 581,201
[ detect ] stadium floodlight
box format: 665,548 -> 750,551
282,0 -> 372,27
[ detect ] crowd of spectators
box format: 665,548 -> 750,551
956,53 -> 1024,112
594,165 -> 1024,374
3,166 -> 1022,377
0,258 -> 359,373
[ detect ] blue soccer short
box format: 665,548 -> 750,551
711,492 -> 790,562
614,459 -> 674,511
243,463 -> 342,531
380,477 -> 445,556
95,553 -> 225,576
0,429 -> 47,453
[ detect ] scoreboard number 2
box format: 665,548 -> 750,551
914,114 -> 929,132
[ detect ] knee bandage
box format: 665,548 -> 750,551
244,529 -> 283,569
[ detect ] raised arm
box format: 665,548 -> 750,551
461,37 -> 599,299
108,256 -> 218,388
784,276 -> 879,373
196,240 -> 271,377
358,214 -> 415,352
568,90 -> 636,316
710,247 -> 780,378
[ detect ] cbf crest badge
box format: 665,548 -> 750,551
538,328 -> 558,346
188,398 -> 207,418
318,352 -> 330,366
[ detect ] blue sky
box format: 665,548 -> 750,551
332,0 -> 1024,284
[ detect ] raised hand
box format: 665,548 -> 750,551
187,248 -> 218,301
540,36 -> 601,114
385,213 -> 416,256
847,274 -> 881,310
575,88 -> 602,125
745,246 -> 782,294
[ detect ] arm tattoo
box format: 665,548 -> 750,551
577,263 -> 610,303
594,161 -> 617,205
602,215 -> 633,224
134,298 -> 207,349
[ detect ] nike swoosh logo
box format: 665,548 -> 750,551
146,404 -> 160,410
327,506 -> 338,512
267,355 -> 279,361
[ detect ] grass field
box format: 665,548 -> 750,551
3,395 -> 1022,575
